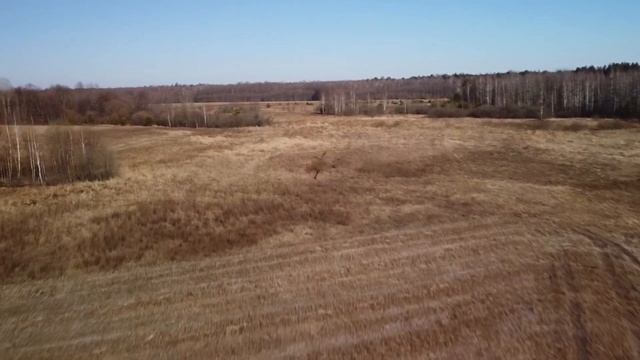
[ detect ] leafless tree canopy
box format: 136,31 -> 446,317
0,126 -> 115,186
1,63 -> 639,125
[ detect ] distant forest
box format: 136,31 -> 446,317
1,63 -> 639,125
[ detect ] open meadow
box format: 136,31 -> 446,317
1,110 -> 640,358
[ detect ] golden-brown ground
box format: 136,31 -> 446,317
1,112 -> 639,358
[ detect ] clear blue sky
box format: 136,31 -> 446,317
1,0 -> 639,88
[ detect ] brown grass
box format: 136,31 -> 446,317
1,114 -> 639,358
0,178 -> 350,280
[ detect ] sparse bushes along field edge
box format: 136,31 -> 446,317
1,89 -> 272,129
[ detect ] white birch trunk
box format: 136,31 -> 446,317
202,105 -> 207,127
13,112 -> 21,179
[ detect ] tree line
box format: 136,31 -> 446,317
0,86 -> 270,128
1,63 -> 639,124
317,63 -> 640,118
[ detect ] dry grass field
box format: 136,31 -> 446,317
1,110 -> 640,358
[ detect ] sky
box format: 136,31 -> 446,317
1,0 -> 639,88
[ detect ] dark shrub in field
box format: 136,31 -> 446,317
210,106 -> 272,128
131,111 -> 156,126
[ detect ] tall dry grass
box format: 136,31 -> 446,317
0,126 -> 116,186
2,116 -> 638,282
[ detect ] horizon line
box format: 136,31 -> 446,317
3,62 -> 638,90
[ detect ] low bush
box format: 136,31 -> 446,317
358,104 -> 385,117
209,106 -> 272,128
131,110 -> 156,126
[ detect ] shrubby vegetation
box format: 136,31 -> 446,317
0,126 -> 115,186
0,87 -> 271,128
147,105 -> 271,128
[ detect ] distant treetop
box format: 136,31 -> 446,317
0,78 -> 13,91
574,62 -> 640,74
